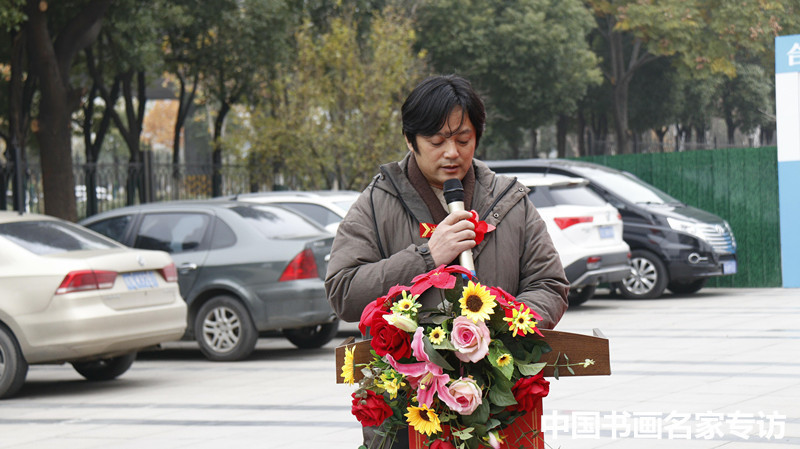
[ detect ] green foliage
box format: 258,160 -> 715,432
719,63 -> 773,139
0,0 -> 25,32
241,6 -> 424,190
416,0 -> 601,156
611,0 -> 784,78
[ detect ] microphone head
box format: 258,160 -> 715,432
443,178 -> 465,204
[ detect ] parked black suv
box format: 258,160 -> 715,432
488,159 -> 737,299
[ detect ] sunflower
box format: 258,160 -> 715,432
459,281 -> 496,322
340,346 -> 355,385
428,326 -> 447,345
405,404 -> 442,436
496,353 -> 513,367
503,304 -> 537,337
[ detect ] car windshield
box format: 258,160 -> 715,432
230,205 -> 325,238
572,166 -> 680,205
0,220 -> 120,255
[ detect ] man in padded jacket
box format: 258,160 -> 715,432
325,74 -> 568,448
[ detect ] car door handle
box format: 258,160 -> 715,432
178,263 -> 198,273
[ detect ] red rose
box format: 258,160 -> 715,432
359,297 -> 390,336
430,439 -> 457,449
351,390 -> 393,427
507,373 -> 550,412
369,317 -> 412,360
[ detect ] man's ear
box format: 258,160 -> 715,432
405,136 -> 417,153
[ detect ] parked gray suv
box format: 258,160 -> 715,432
81,200 -> 338,361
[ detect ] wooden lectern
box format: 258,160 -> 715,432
336,329 -> 610,448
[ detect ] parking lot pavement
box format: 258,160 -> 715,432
0,288 -> 798,449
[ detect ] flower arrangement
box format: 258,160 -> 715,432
342,264 -> 569,449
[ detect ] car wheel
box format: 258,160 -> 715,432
615,250 -> 668,299
0,326 -> 28,399
568,285 -> 596,307
72,353 -> 136,381
283,320 -> 340,349
668,278 -> 708,295
195,295 -> 258,361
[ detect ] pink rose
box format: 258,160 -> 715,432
450,316 -> 490,363
446,377 -> 483,415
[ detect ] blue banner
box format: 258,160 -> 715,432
776,35 -> 800,74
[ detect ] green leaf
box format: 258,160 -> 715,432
568,366 -> 575,375
553,366 -> 560,380
488,384 -> 517,407
461,400 -> 490,425
517,362 -> 546,376
451,427 -> 474,440
433,338 -> 456,351
422,335 -> 454,371
430,314 -> 451,325
488,341 -> 514,380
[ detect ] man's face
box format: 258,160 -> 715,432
407,107 -> 476,189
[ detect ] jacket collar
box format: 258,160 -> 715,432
378,153 -> 520,225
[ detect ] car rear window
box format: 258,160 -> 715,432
230,205 -> 325,238
549,185 -> 607,206
279,202 -> 341,227
528,185 -> 607,208
0,220 -> 120,255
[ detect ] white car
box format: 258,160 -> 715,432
0,212 -> 187,398
225,190 -> 360,233
508,173 -> 631,306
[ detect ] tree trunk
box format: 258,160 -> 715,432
172,72 -> 199,192
576,110 -> 586,157
725,117 -> 736,145
24,0 -> 110,221
556,115 -> 569,158
607,21 -> 630,155
530,128 -> 538,158
7,29 -> 30,212
212,101 -> 231,197
654,127 -> 668,153
695,126 -> 707,145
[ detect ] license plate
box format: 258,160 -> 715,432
598,226 -> 614,239
722,260 -> 737,274
122,271 -> 158,290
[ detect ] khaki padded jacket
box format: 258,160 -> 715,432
325,154 -> 569,329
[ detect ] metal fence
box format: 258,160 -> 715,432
579,146 -> 782,288
2,162 -> 252,220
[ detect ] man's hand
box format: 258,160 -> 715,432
428,210 -> 476,266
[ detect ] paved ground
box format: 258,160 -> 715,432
0,288 -> 798,448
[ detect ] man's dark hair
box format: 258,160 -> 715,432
401,74 -> 486,153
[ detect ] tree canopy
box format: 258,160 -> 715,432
1,0 -> 794,215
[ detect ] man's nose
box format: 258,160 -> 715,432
443,139 -> 459,158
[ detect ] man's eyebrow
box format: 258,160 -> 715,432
435,127 -> 474,138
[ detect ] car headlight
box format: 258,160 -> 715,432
666,217 -> 703,239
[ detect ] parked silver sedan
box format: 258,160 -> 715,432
80,201 -> 338,361
0,212 -> 187,399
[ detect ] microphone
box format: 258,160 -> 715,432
442,178 -> 475,273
